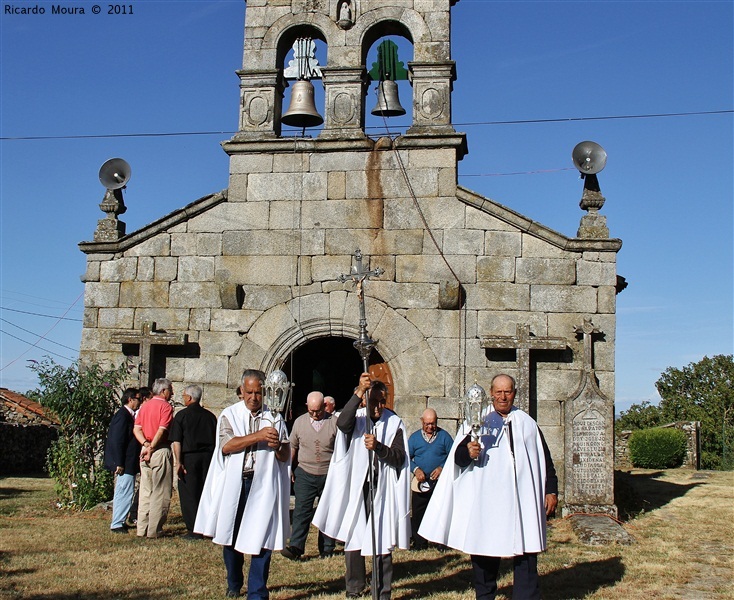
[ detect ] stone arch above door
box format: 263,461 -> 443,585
237,291 -> 444,406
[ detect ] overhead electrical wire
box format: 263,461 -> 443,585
1,110 -> 729,141
0,306 -> 83,322
0,329 -> 76,363
0,318 -> 80,352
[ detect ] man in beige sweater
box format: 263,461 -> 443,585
281,391 -> 338,560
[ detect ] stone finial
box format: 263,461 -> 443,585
577,174 -> 609,238
94,188 -> 127,242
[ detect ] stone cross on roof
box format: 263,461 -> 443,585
480,323 -> 567,413
110,321 -> 187,388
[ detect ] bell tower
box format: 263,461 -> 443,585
223,0 -> 467,156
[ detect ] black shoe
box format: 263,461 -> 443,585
225,590 -> 241,598
110,527 -> 128,534
320,551 -> 334,558
183,532 -> 204,540
280,546 -> 302,561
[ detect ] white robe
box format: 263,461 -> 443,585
418,407 -> 548,557
312,407 -> 411,556
193,402 -> 290,554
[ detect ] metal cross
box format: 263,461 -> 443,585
110,321 -> 187,388
338,249 -> 384,372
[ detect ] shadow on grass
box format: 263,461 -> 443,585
541,556 -> 624,600
0,591 -> 178,600
615,470 -> 702,520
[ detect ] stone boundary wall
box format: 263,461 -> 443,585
615,421 -> 700,469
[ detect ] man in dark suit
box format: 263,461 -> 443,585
104,387 -> 141,533
169,384 -> 217,539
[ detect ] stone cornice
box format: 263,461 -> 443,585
78,190 -> 228,255
456,185 -> 623,252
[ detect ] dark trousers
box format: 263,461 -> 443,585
470,553 -> 540,600
290,467 -> 336,555
345,550 -> 393,599
222,478 -> 273,599
410,489 -> 433,549
178,450 -> 212,533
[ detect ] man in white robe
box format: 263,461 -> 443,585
419,374 -> 558,600
194,369 -> 290,599
313,373 -> 410,600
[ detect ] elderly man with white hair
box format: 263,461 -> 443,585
281,390 -> 339,560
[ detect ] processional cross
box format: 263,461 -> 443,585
110,321 -> 187,388
337,249 -> 384,372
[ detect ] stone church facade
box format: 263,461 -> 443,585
79,0 -> 622,515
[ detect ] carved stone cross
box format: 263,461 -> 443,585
110,321 -> 187,388
480,323 -> 567,413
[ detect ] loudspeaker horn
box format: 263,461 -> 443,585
572,141 -> 607,175
99,158 -> 132,189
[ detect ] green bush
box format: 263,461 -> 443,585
628,427 -> 687,469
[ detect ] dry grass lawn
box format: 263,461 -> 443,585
1,468 -> 732,599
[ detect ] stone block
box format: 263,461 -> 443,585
189,308 -> 211,331
268,200 -> 300,230
302,198 -> 385,230
384,197 -> 465,230
184,355 -> 229,385
477,256 -> 515,282
597,286 -> 616,314
83,308 -> 98,328
443,229 -> 484,255
165,357 -> 186,382
210,309 -> 261,332
197,233 -> 222,256
137,257 -> 155,281
530,285 -> 597,313
247,304 -> 298,353
405,308 -> 477,339
407,148 -> 456,169
438,167 -> 457,197
178,256 -> 215,282
536,399 -> 562,428
577,260 -> 617,286
228,174 -> 247,202
272,153 -> 309,173
389,341 -> 444,397
583,251 -> 617,263
171,233 -> 197,257
327,171 -> 346,199
465,283 -> 530,311
229,154 -> 274,174
310,152 -> 368,173
311,255 -> 353,282
82,261 -> 100,283
124,234 -> 170,258
522,234 -> 579,259
324,229 -> 424,256
169,282 -> 221,308
241,285 -> 293,311
287,293 -> 331,325
466,210 -> 516,232
79,327 -> 120,353
396,255 -> 476,284
397,395 -> 430,421
98,308 -> 135,329
516,258 -> 576,285
371,309 -> 426,362
133,308 -> 190,331
99,258 -> 137,282
477,311 -> 548,338
537,369 -> 580,403
228,337 -> 267,388
154,257 -> 178,282
188,202 -> 269,233
217,256 -> 298,285
223,230 -> 324,256
84,282 -> 120,308
485,230 -> 522,257
369,281 -> 438,309
248,172 -> 327,202
199,331 -> 244,356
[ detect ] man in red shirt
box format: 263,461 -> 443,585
133,377 -> 174,538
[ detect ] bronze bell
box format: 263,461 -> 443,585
371,80 -> 406,117
282,80 -> 323,128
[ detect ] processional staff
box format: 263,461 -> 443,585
337,248 -> 384,600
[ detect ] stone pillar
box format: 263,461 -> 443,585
320,66 -> 369,140
406,61 -> 456,134
235,69 -> 284,138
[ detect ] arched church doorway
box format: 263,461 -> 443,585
281,336 -> 393,427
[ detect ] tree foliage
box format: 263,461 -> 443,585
28,358 -> 131,509
618,355 -> 734,470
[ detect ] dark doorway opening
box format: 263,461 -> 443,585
281,337 -> 386,428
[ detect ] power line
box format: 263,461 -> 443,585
0,318 -> 80,352
0,329 -> 76,362
1,110 -> 730,141
0,306 -> 83,322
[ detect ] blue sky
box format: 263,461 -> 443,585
1,0 -> 732,414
